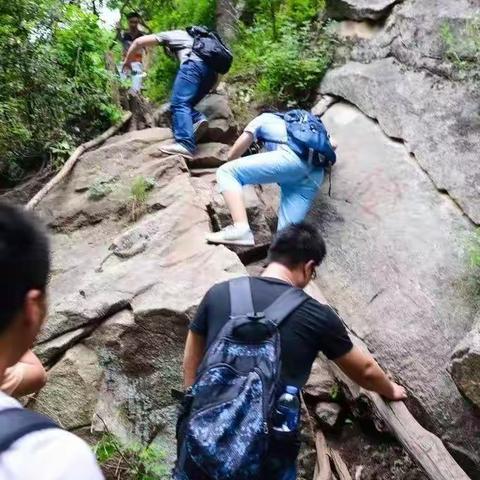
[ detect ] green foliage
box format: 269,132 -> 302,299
441,17 -> 480,71
231,2 -> 334,108
109,0 -> 331,107
95,433 -> 169,479
88,178 -> 117,201
129,176 -> 155,221
0,0 -> 121,186
329,383 -> 340,401
130,176 -> 155,204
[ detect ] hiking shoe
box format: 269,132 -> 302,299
193,119 -> 209,141
159,143 -> 193,158
206,225 -> 255,246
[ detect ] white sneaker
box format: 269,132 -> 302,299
159,143 -> 193,158
193,119 -> 209,141
206,225 -> 255,246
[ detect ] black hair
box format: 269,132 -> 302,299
0,202 -> 50,334
268,222 -> 326,269
127,12 -> 141,20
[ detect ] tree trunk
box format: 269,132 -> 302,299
216,0 -> 240,42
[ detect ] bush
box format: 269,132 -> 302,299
230,8 -> 334,108
441,17 -> 480,71
0,1 -> 121,186
95,433 -> 169,480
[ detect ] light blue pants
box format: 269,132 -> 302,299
216,146 -> 324,231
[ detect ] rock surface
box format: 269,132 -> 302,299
322,0 -> 480,225
314,402 -> 342,429
326,0 -> 397,20
319,5 -> 480,469
154,93 -> 239,145
312,102 -> 480,475
303,355 -> 337,402
32,126 -> 246,463
450,315 -> 480,409
321,60 -> 480,225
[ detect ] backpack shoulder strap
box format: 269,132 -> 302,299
229,277 -> 254,317
264,287 -> 308,328
0,408 -> 60,454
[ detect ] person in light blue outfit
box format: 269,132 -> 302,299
206,113 -> 329,246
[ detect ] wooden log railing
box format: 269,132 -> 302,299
305,283 -> 470,480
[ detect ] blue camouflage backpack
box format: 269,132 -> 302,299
282,109 -> 336,169
174,277 -> 308,480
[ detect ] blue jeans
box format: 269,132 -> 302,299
171,59 -> 218,153
216,146 -> 324,230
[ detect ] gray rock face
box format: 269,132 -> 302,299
303,355 -> 337,402
32,345 -> 103,429
326,0 -> 397,20
197,93 -> 239,144
154,94 -> 239,145
314,103 -> 479,474
352,0 -> 480,72
450,316 -> 480,409
322,0 -> 480,225
321,59 -> 480,225
33,127 -> 246,458
314,402 -> 342,429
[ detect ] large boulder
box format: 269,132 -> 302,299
312,103 -> 480,475
321,60 -> 480,226
197,93 -> 239,144
154,93 -> 239,145
450,316 -> 480,409
32,129 -> 246,463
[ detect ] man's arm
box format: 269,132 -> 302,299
123,34 -> 160,69
228,132 -> 254,161
1,350 -> 47,397
183,331 -> 206,388
334,346 -> 407,401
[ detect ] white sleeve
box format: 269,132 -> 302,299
4,429 -> 105,480
244,114 -> 266,141
46,436 -> 105,480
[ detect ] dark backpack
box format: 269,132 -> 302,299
186,26 -> 233,74
174,277 -> 307,480
0,408 -> 60,453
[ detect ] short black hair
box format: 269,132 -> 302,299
127,11 -> 141,19
0,202 -> 50,334
268,222 -> 326,268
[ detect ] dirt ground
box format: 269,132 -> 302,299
324,420 -> 428,480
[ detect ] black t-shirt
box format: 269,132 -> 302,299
190,276 -> 353,388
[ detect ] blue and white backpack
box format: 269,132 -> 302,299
174,277 -> 307,480
282,109 -> 336,168
258,109 -> 336,169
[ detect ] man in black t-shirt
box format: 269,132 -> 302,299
183,222 -> 407,477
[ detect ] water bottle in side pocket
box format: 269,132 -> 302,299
272,385 -> 300,432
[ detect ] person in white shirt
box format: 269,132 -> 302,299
206,113 -> 330,246
0,201 -> 104,480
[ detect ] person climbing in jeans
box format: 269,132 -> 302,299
206,112 -> 336,247
123,29 -> 220,158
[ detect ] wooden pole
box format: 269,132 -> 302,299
306,282 -> 470,480
26,112 -> 132,211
